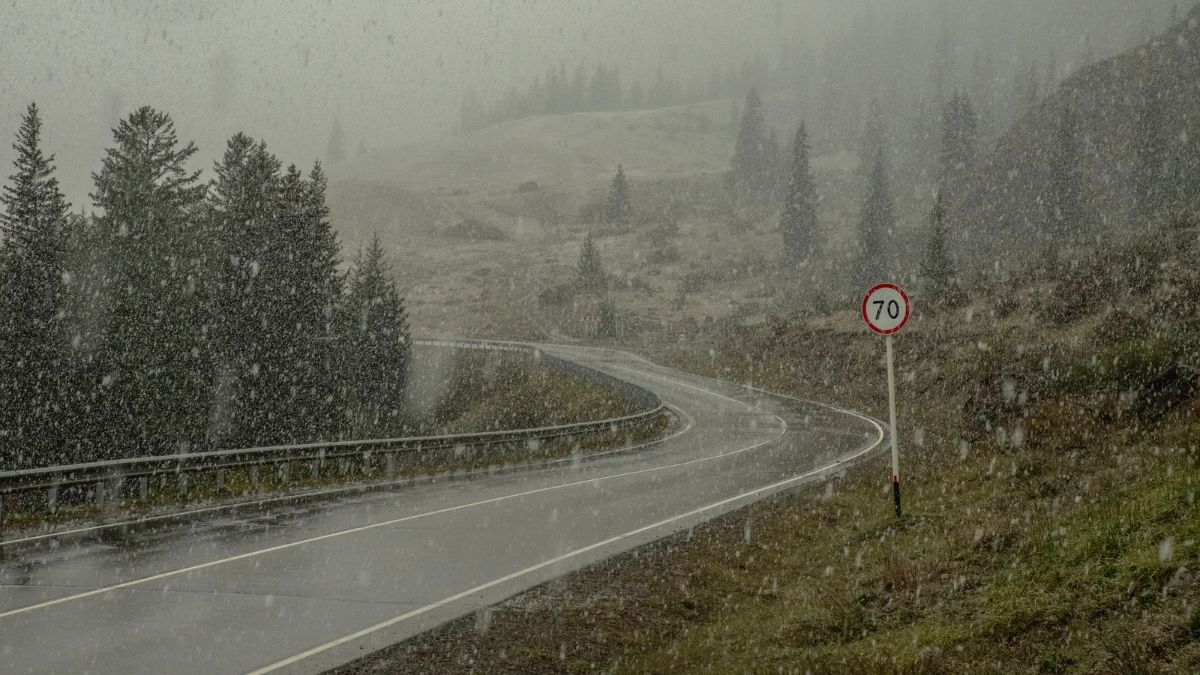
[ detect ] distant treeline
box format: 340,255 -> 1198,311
459,55 -> 771,132
0,104 -> 411,470
459,0 -> 1179,184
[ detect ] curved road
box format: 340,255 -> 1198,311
0,344 -> 882,674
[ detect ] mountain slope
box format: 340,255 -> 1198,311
330,99 -> 739,196
952,5 -> 1200,258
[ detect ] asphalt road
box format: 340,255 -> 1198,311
0,344 -> 883,674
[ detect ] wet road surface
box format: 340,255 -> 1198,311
0,344 -> 882,674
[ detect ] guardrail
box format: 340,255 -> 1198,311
0,339 -> 664,532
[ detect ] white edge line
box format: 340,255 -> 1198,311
248,400 -> 883,673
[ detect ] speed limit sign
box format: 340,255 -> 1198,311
862,283 -> 910,335
861,282 -> 910,518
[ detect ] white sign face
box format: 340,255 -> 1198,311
861,283 -> 910,335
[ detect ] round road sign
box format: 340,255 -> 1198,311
862,283 -> 911,335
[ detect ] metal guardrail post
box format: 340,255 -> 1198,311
139,476 -> 148,501
216,468 -> 225,492
95,479 -> 105,508
251,465 -> 260,491
385,452 -> 395,476
178,471 -> 188,497
48,473 -> 60,514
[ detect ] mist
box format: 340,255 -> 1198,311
1,0 -> 803,205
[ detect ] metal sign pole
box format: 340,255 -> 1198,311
886,333 -> 901,517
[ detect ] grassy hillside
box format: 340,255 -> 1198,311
331,98 -> 740,197
336,217 -> 1200,674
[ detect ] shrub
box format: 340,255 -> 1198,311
648,246 -> 681,265
445,218 -> 508,241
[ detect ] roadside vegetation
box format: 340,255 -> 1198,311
338,212 -> 1200,673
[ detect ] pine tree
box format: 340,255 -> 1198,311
604,164 -> 632,225
1044,102 -> 1086,238
858,98 -> 888,178
920,190 -> 956,295
342,234 -> 410,435
88,107 -> 211,458
730,88 -> 772,205
857,147 -> 895,285
327,117 -> 346,164
0,102 -> 71,466
281,161 -> 346,440
575,230 -> 605,295
780,122 -> 819,264
597,299 -> 618,339
765,128 -> 783,196
939,91 -> 979,192
209,134 -> 285,446
1133,90 -> 1171,219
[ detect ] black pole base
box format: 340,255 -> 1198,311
892,478 -> 902,518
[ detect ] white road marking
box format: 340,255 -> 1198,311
0,370 -> 779,621
248,407 -> 884,674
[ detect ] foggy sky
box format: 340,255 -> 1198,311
0,0 -> 819,206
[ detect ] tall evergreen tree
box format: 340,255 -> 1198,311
939,91 -> 979,192
209,134 -> 284,446
342,234 -> 410,435
1133,90 -> 1171,219
858,98 -> 888,178
88,107 -> 211,458
1044,101 -> 1086,238
575,230 -> 605,294
780,122 -> 819,264
596,299 -> 618,339
857,147 -> 895,284
729,88 -> 772,204
278,161 -> 346,440
604,164 -> 632,224
919,190 -> 956,295
327,117 -> 346,164
0,102 -> 71,466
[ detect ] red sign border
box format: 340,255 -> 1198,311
861,283 -> 911,335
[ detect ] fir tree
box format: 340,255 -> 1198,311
729,88 -> 772,204
919,191 -> 956,296
327,117 -> 346,164
939,91 -> 979,191
1044,101 -> 1086,238
597,299 -> 618,339
604,164 -> 632,224
575,230 -> 606,294
0,102 -> 71,466
209,134 -> 284,447
342,234 -> 410,435
1133,90 -> 1171,219
293,161 -> 347,439
780,122 -> 819,264
857,147 -> 895,285
88,107 -> 211,458
858,98 -> 888,178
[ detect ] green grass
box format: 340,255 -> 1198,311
607,306 -> 1200,672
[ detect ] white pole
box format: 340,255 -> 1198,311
886,334 -> 901,517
